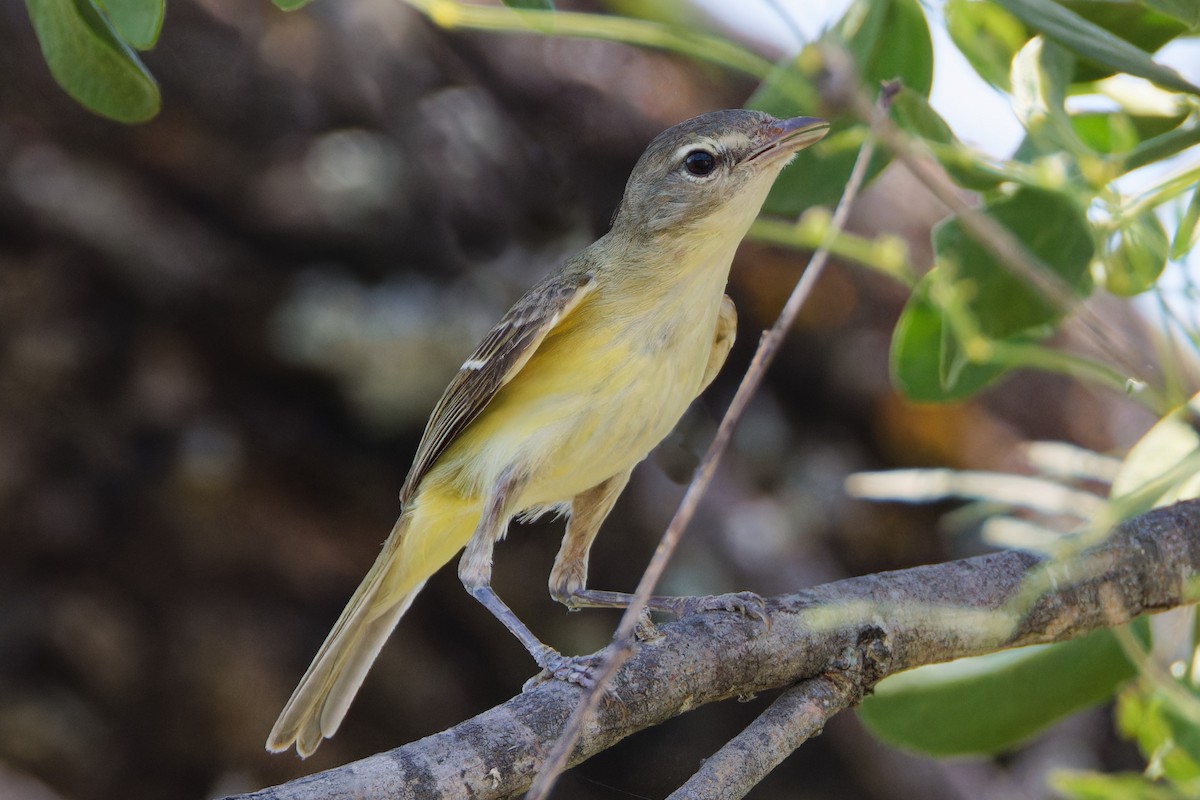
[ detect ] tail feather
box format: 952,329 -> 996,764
318,582 -> 423,737
267,514 -> 421,757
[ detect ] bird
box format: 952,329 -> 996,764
267,108 -> 829,757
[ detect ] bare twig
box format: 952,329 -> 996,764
665,657 -> 864,800
223,500 -> 1200,800
523,78 -> 897,800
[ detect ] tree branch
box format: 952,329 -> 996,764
227,500 -> 1200,800
666,661 -> 865,800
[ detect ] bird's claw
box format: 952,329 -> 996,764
523,649 -> 602,693
682,591 -> 770,628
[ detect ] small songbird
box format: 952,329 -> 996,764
267,109 -> 829,757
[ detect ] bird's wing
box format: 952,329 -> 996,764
399,269 -> 596,503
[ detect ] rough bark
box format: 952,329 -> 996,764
225,500 -> 1200,800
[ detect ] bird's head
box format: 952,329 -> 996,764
612,109 -> 829,241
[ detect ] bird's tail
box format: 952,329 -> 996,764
266,493 -> 475,757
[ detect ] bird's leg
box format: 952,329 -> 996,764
548,469 -> 631,610
562,588 -> 769,625
551,467 -> 766,625
460,468 -> 596,686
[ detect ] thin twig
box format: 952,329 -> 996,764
828,46 -> 1165,410
524,80 -> 897,800
666,658 -> 864,800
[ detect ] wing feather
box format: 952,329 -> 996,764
399,269 -> 595,502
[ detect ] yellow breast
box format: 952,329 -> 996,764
434,267 -> 726,509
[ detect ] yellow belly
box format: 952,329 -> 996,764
430,286 -> 721,509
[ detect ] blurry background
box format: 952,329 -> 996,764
0,1 -> 1167,798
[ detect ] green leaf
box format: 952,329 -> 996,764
93,0 -> 162,49
839,0 -> 933,97
1011,36 -> 1089,156
1071,112 -> 1140,154
1111,392 -> 1200,511
1063,0 -> 1192,81
1121,122 -> 1200,175
857,623 -> 1147,756
937,186 -> 1093,337
891,187 -> 1093,403
944,0 -> 1028,91
890,275 -> 1012,402
1141,0 -> 1200,29
751,0 -> 933,216
1051,770 -> 1189,800
25,0 -> 161,123
1103,211 -> 1170,297
272,0 -> 317,9
993,0 -> 1199,95
1172,184 -> 1200,261
502,0 -> 554,7
1117,685 -> 1200,786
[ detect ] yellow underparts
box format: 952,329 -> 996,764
440,260 -> 727,508
379,251 -> 734,607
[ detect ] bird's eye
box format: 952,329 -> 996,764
683,149 -> 717,177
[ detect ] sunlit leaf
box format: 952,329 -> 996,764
502,0 -> 554,8
25,0 -> 160,123
994,0 -> 1199,94
1051,770 -> 1186,799
1071,112 -> 1140,154
1140,0 -> 1200,29
944,0 -> 1027,91
1117,684 -> 1200,786
858,624 -> 1147,756
1111,392 -> 1200,510
1103,211 -> 1170,297
1172,185 -> 1200,261
272,0 -> 317,10
1011,36 -> 1088,156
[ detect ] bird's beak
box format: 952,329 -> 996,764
747,116 -> 829,164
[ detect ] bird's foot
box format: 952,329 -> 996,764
678,591 -> 769,628
523,648 -> 603,693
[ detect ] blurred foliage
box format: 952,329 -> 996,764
8,0 -> 1200,798
858,621 -> 1150,757
502,0 -> 554,9
1053,662 -> 1200,798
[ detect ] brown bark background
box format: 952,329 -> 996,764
0,2 -> 1161,799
